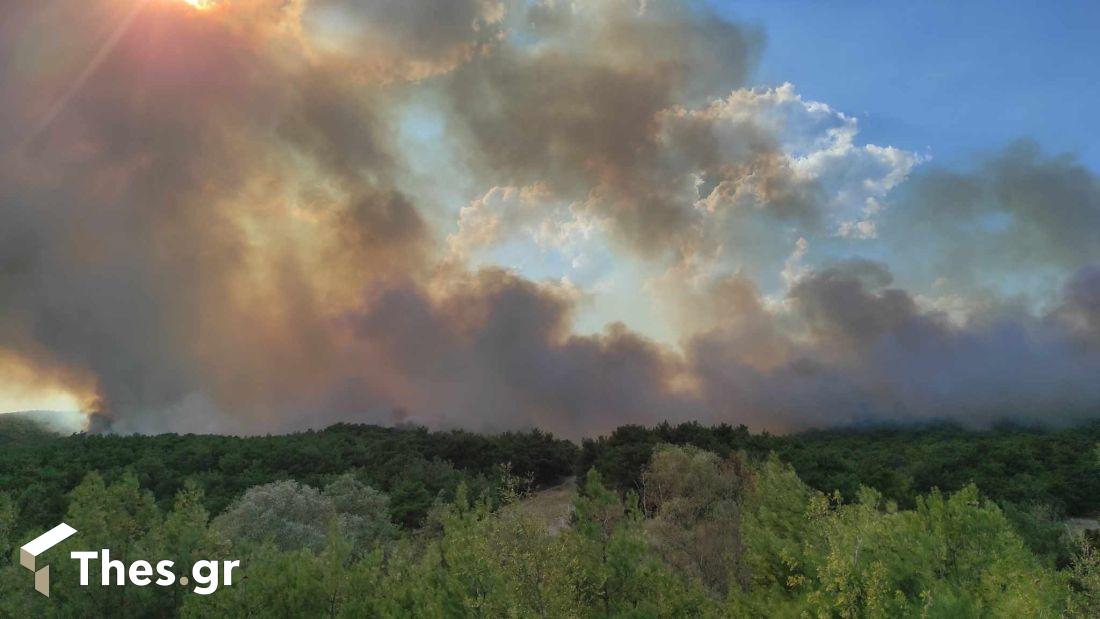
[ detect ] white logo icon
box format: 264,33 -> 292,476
20,523 -> 78,597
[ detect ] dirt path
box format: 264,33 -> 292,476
1066,517 -> 1100,537
515,476 -> 576,535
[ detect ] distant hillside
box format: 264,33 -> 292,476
0,414 -> 62,445
2,410 -> 84,434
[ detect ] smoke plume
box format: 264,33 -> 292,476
1,0 -> 1098,435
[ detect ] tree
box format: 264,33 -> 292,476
642,444 -> 748,594
1067,539 -> 1100,617
0,492 -> 14,568
213,480 -> 336,553
0,473 -> 172,617
569,470 -> 714,616
323,474 -> 397,554
183,545 -> 331,617
797,484 -> 1065,617
738,455 -> 819,603
488,496 -> 574,617
160,481 -> 226,611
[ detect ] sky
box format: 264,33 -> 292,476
1,0 -> 1098,437
724,0 -> 1100,170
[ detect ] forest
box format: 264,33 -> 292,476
1,415 -> 1098,616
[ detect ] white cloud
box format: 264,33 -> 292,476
451,83 -> 925,335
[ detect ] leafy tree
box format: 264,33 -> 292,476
642,444 -> 748,594
213,480 -> 336,553
0,492 -> 14,568
0,473 -> 174,617
1000,501 -> 1073,566
182,544 -> 331,617
0,415 -> 58,445
62,472 -> 167,615
433,484 -> 517,615
738,456 -> 820,600
569,470 -> 715,616
1067,539 -> 1100,618
737,480 -> 1065,617
323,474 -> 397,555
488,493 -> 574,617
160,481 -> 227,611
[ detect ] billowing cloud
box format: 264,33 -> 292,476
881,140 -> 1100,298
303,0 -> 506,81
0,0 -> 1098,436
347,269 -> 697,437
686,260 -> 1100,430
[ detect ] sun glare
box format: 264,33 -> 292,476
180,0 -> 214,9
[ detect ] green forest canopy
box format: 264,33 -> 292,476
2,415 -> 1099,539
0,428 -> 1097,617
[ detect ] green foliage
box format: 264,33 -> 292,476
1000,501 -> 1074,566
2,422 -> 1098,617
0,473 -> 229,617
0,423 -> 578,537
0,492 -> 14,568
568,471 -> 717,617
798,485 -> 1064,616
185,474 -> 714,618
1067,539 -> 1100,618
642,445 -> 748,594
580,421 -> 1100,517
213,476 -> 398,557
0,415 -> 58,446
214,480 -> 338,553
579,422 -> 765,492
739,455 -> 820,601
324,474 -> 398,553
778,423 -> 1100,517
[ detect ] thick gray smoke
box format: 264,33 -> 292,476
0,0 -> 1097,436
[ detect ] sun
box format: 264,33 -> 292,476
179,0 -> 215,9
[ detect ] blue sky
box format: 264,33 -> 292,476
715,0 -> 1100,171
